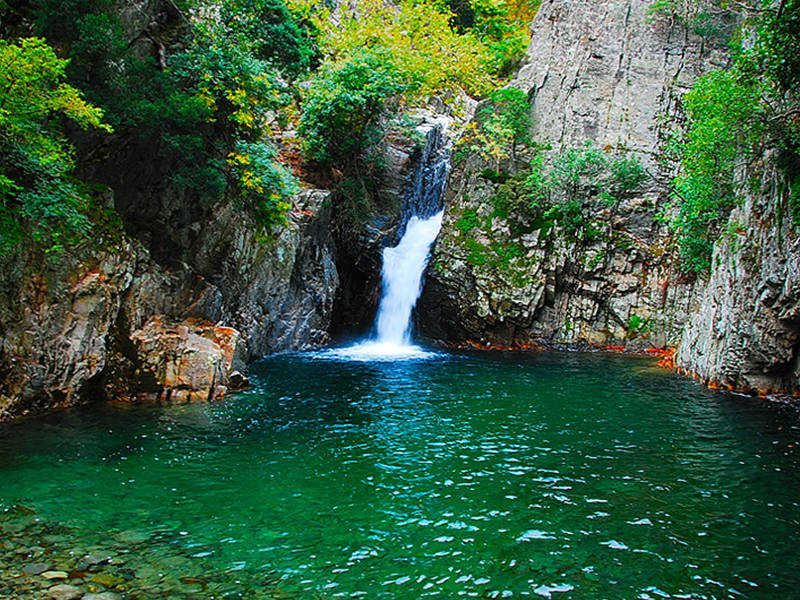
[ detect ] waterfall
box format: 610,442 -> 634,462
374,210 -> 444,346
326,115 -> 450,361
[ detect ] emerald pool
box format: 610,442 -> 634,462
1,350 -> 798,598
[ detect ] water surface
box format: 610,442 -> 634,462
1,351 -> 798,598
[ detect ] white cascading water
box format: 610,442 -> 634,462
328,210 -> 444,361
374,210 -> 444,345
318,118 -> 450,361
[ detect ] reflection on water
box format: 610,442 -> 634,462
1,351 -> 799,598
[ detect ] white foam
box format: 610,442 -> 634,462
314,342 -> 438,362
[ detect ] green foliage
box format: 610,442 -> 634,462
226,142 -> 298,227
646,0 -> 736,41
455,207 -> 481,233
490,144 -> 648,240
668,0 -> 800,274
297,49 -> 407,164
30,0 -> 305,233
670,70 -> 761,273
454,144 -> 647,284
442,0 -> 541,78
0,37 -> 112,254
215,0 -> 318,78
479,169 -> 511,184
465,238 -> 488,266
298,0 -> 497,99
459,86 -> 531,161
627,314 -> 653,338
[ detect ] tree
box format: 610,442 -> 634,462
0,37 -> 111,255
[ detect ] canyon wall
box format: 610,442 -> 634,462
420,0 -> 800,394
420,0 -> 724,348
676,161 -> 800,393
0,189 -> 338,419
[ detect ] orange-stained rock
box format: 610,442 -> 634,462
128,316 -> 243,403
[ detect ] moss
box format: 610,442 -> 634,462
465,238 -> 488,266
455,207 -> 480,234
479,169 -> 510,184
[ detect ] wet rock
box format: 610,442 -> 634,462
190,189 -> 339,357
0,241 -> 138,420
127,316 -> 244,402
676,160 -> 800,393
84,551 -> 113,566
41,571 -> 69,580
84,592 -> 122,600
22,562 -> 50,576
228,370 -> 249,389
115,529 -> 150,545
420,0 -> 722,350
90,573 -> 125,587
46,584 -> 83,600
0,186 -> 339,419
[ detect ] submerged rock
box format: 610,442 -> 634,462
83,593 -> 121,600
46,584 -> 83,600
228,371 -> 249,390
21,562 -> 50,576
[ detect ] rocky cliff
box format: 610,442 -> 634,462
676,161 -> 800,394
0,97 -> 452,420
419,0 -> 799,395
0,188 -> 338,419
420,0 -> 725,349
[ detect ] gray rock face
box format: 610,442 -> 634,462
419,0 -> 799,394
419,159 -> 696,349
420,0 -> 721,349
676,164 -> 800,393
516,0 -> 727,159
191,189 -> 339,357
0,242 -> 137,419
0,189 -> 338,419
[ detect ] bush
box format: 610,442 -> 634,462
297,49 -> 408,164
458,86 -> 531,162
443,0 -> 541,78
0,38 -> 111,255
30,0 -> 303,233
299,0 -> 496,99
668,0 -> 799,274
226,141 -> 298,228
217,0 -> 318,78
488,144 -> 648,240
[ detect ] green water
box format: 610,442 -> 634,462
1,350 -> 799,598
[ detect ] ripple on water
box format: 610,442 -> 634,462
0,351 -> 799,598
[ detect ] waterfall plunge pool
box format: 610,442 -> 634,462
1,350 -> 798,599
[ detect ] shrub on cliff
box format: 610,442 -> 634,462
28,0 -> 307,233
441,0 -> 542,78
297,49 -> 408,166
293,0 -> 496,99
459,143 -> 648,244
458,87 -> 532,162
0,38 -> 111,255
669,0 -> 800,274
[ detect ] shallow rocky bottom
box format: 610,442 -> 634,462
0,506 -> 292,600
